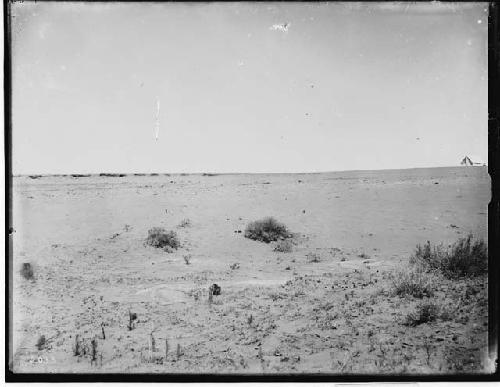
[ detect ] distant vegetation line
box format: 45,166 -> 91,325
13,165 -> 484,178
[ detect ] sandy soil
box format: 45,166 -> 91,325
10,166 -> 491,374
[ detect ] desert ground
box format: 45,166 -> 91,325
10,166 -> 491,374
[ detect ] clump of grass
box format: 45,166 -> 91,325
306,253 -> 321,263
20,263 -> 34,280
404,301 -> 440,327
274,239 -> 293,253
146,228 -> 180,251
391,268 -> 434,298
230,262 -> 240,270
244,217 -> 291,243
411,234 -> 487,278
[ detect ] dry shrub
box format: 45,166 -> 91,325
443,235 -> 487,277
306,252 -> 321,263
411,234 -> 487,278
244,217 -> 290,243
20,263 -> 34,280
36,335 -> 47,350
146,228 -> 180,251
391,268 -> 434,298
274,239 -> 293,253
404,301 -> 440,327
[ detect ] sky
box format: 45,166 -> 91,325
11,2 -> 488,174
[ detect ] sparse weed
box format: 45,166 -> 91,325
128,310 -> 137,331
189,289 -> 202,301
90,338 -> 99,366
307,253 -> 321,263
74,334 -> 82,356
391,268 -> 434,298
422,336 -> 434,366
274,239 -> 293,253
404,301 -> 440,327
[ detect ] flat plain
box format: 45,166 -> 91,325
10,166 -> 491,374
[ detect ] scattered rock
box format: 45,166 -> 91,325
210,284 -> 221,296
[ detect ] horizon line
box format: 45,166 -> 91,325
12,164 -> 488,177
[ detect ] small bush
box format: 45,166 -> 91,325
230,262 -> 240,270
244,217 -> 290,243
306,253 -> 321,263
36,335 -> 47,350
274,239 -> 293,253
411,234 -> 487,278
443,235 -> 487,277
404,301 -> 440,327
146,228 -> 180,251
20,263 -> 34,280
391,268 -> 434,298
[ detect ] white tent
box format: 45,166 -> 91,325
460,155 -> 486,166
